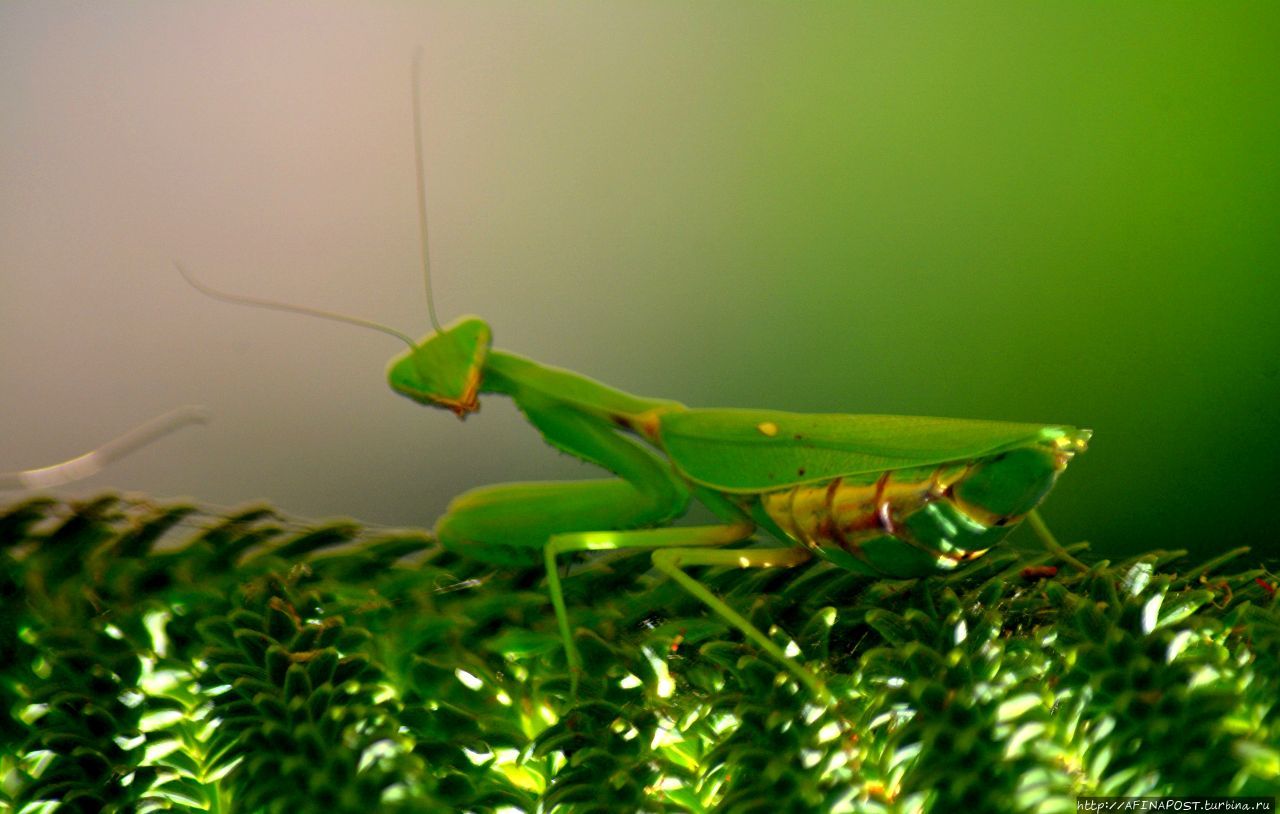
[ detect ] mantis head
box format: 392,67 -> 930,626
386,316 -> 491,418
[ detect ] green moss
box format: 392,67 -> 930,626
1,494 -> 1276,812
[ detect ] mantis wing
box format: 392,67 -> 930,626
659,409 -> 1082,493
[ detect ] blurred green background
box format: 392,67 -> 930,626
2,3 -> 1277,563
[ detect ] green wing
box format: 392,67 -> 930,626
659,408 -> 1079,493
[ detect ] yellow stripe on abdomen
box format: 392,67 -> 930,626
759,463 -> 975,560
751,438 -> 1082,577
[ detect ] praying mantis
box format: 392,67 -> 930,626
169,58 -> 1092,702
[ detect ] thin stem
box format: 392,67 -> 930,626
1,405 -> 210,490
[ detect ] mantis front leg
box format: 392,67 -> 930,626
432,351 -> 693,556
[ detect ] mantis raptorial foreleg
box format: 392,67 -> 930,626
432,350 -> 691,561
437,479 -> 684,566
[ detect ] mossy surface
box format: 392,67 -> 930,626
1,494 -> 1276,812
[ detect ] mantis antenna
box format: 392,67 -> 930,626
411,47 -> 444,334
0,405 -> 211,491
174,262 -> 420,355
175,52 -> 450,377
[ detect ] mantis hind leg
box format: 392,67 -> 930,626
545,525 -> 824,700
652,544 -> 823,699
1026,509 -> 1089,571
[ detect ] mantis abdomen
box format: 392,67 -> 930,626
752,431 -> 1089,577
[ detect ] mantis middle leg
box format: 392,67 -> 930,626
545,525 -> 823,699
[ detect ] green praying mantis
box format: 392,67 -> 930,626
167,57 -> 1092,702
181,268 -> 1091,701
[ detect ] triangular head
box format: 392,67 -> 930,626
386,316 -> 491,417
